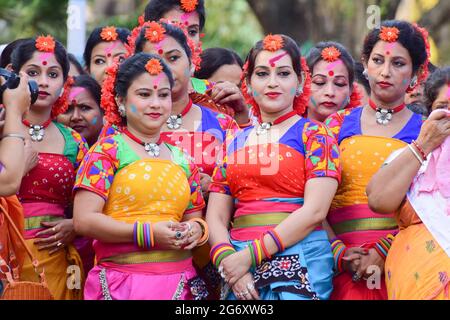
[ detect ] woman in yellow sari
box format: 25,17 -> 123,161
73,53 -> 209,300
367,68 -> 450,300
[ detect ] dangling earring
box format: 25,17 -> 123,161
409,76 -> 418,90
363,69 -> 369,80
118,104 -> 126,118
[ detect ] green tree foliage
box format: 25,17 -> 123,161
0,0 -> 68,44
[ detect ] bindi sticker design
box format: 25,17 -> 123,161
385,42 -> 396,56
180,12 -> 194,26
326,60 -> 343,77
105,41 -> 119,57
268,52 -> 288,68
39,52 -> 53,66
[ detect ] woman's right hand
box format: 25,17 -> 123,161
152,221 -> 189,250
341,247 -> 369,274
416,110 -> 450,156
2,72 -> 32,116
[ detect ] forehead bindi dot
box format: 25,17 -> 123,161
158,49 -> 164,55
328,70 -> 334,77
386,51 -> 390,55
107,53 -> 112,57
270,63 -> 275,68
43,61 -> 47,66
154,85 -> 158,89
184,21 -> 189,26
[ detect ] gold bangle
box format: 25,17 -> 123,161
2,133 -> 25,143
190,218 -> 209,247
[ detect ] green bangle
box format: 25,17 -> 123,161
248,242 -> 256,268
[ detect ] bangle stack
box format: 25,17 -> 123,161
408,140 -> 427,165
331,238 -> 347,273
373,234 -> 395,261
247,239 -> 263,268
267,229 -> 285,253
210,243 -> 236,269
133,221 -> 154,249
189,217 -> 209,247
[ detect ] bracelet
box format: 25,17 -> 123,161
133,221 -> 154,249
1,133 -> 25,143
260,234 -> 272,260
408,144 -> 424,165
247,241 -> 257,268
189,217 -> 209,247
331,238 -> 347,274
210,243 -> 236,269
411,140 -> 427,160
373,234 -> 395,261
267,229 -> 285,253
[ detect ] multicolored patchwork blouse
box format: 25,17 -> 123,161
209,118 -> 341,241
73,133 -> 207,300
18,122 -> 88,239
209,117 -> 341,300
161,105 -> 240,177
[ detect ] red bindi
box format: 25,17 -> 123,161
107,53 -> 112,57
43,61 -> 47,66
154,85 -> 158,90
328,71 -> 334,77
386,51 -> 390,55
158,49 -> 163,55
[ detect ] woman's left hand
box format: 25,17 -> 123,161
174,221 -> 203,250
220,248 -> 252,286
34,219 -> 77,255
353,248 -> 385,281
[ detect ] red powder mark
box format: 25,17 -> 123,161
268,52 -> 288,68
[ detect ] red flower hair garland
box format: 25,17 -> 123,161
101,63 -> 122,126
379,27 -> 400,43
100,26 -> 119,42
35,35 -> 56,53
51,76 -> 74,118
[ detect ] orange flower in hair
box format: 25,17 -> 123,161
145,58 -> 163,75
100,26 -> 118,42
180,0 -> 198,12
321,46 -> 341,63
35,35 -> 55,53
263,34 -> 284,52
145,22 -> 166,43
379,26 -> 399,43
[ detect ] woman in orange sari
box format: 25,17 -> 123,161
73,53 -> 209,300
0,70 -> 33,295
324,20 -> 431,300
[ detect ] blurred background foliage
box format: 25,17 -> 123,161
0,0 -> 448,64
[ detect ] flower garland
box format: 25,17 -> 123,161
101,63 -> 122,126
409,23 -> 431,93
51,76 -> 74,118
